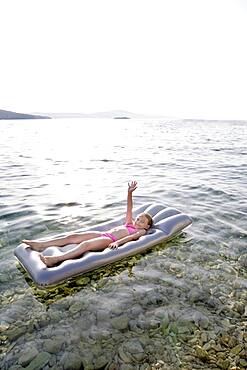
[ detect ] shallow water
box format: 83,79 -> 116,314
0,118 -> 246,369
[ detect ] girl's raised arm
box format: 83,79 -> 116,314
125,181 -> 137,224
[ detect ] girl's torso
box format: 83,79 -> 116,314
106,224 -> 138,240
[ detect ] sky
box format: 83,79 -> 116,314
1,0 -> 247,120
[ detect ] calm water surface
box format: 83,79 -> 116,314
0,119 -> 246,369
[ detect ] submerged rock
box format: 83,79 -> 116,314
216,358 -> 230,369
69,301 -> 85,314
76,276 -> 90,285
230,343 -> 243,355
238,253 -> 247,268
111,315 -> 129,330
0,322 -> 10,332
118,339 -> 146,364
94,354 -> 110,369
43,337 -> 64,354
118,347 -> 132,364
6,325 -> 27,341
193,311 -> 210,329
18,346 -> 39,367
60,352 -> 82,370
195,345 -> 210,361
25,352 -> 51,370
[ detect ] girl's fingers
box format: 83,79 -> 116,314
128,181 -> 137,191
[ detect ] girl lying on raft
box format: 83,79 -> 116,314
22,181 -> 153,267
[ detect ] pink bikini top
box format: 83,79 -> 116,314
125,223 -> 138,235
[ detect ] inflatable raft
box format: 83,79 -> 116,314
14,203 -> 192,286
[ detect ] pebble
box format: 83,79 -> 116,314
25,352 -> 51,370
195,345 -> 209,361
69,301 -> 84,314
94,354 -> 110,369
18,346 -> 39,367
0,322 -> 10,332
111,315 -> 129,330
6,325 -> 27,341
43,337 -> 64,354
230,344 -> 243,355
60,352 -> 82,370
216,358 -> 230,370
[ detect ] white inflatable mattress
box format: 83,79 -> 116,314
14,203 -> 192,286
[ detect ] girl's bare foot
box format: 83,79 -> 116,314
22,240 -> 46,251
40,254 -> 61,267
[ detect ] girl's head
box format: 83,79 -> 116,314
135,213 -> 153,230
144,213 -> 153,229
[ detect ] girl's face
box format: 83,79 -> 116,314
134,213 -> 149,229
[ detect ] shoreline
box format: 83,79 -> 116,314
1,109 -> 247,122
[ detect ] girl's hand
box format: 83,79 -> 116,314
109,241 -> 119,249
128,181 -> 137,193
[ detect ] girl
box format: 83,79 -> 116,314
23,181 -> 153,267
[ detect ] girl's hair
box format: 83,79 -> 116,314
144,213 -> 153,228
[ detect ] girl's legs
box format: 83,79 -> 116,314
40,236 -> 112,267
22,232 -> 102,251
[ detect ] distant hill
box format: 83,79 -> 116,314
0,109 -> 50,120
0,109 -> 172,120
39,110 -> 169,119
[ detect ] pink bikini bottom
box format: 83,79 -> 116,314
101,232 -> 117,242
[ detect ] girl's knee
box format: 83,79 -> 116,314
68,233 -> 83,244
78,240 -> 90,252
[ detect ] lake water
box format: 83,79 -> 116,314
0,118 -> 246,370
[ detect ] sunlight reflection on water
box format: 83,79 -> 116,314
1,118 -> 246,233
